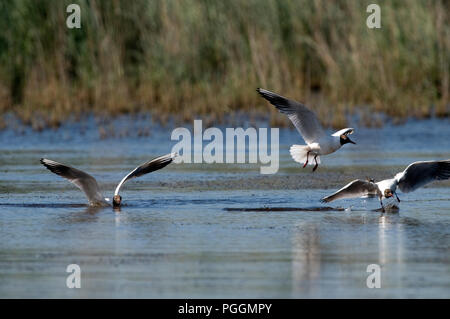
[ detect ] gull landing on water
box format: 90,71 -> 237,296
321,160 -> 450,212
40,153 -> 176,207
257,88 -> 355,171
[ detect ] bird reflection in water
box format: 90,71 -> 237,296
291,223 -> 321,295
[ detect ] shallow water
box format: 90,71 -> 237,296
0,117 -> 449,298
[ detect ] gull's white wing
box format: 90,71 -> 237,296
114,153 -> 176,195
395,160 -> 450,193
257,88 -> 325,144
321,179 -> 379,203
332,128 -> 354,137
40,158 -> 106,204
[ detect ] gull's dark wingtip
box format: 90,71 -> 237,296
40,158 -> 54,173
40,158 -> 54,170
40,158 -> 64,174
256,87 -> 265,96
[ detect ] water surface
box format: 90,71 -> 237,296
0,117 -> 449,298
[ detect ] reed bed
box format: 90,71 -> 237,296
0,0 -> 448,130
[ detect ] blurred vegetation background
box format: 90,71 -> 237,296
0,0 -> 448,130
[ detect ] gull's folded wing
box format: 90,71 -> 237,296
321,179 -> 379,203
114,153 -> 176,195
257,88 -> 325,144
396,160 -> 450,193
40,158 -> 106,204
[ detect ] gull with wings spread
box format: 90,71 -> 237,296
321,160 -> 450,211
40,153 -> 176,207
257,88 -> 355,171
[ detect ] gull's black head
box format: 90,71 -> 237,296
366,177 -> 375,183
113,195 -> 122,207
384,189 -> 393,198
340,134 -> 356,145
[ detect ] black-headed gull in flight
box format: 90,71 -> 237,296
257,88 -> 355,171
40,153 -> 176,207
321,160 -> 450,211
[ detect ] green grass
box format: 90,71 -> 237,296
0,0 -> 448,130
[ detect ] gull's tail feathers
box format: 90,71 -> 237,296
289,145 -> 320,165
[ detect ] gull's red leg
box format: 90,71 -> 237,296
312,154 -> 319,172
303,151 -> 310,168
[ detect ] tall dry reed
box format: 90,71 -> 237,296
0,0 -> 448,129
